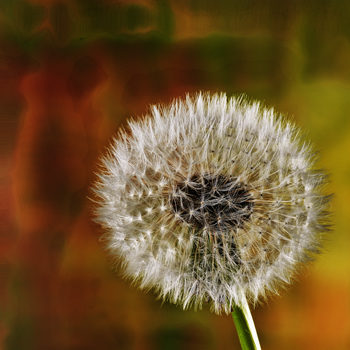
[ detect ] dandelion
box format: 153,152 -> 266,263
93,92 -> 331,349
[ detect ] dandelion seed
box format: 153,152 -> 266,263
93,92 -> 331,315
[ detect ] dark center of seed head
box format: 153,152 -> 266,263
170,174 -> 254,230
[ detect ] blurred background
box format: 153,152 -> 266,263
1,0 -> 349,349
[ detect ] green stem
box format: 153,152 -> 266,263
231,297 -> 261,350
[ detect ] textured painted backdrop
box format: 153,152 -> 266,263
1,1 -> 349,349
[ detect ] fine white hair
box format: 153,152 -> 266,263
93,92 -> 331,314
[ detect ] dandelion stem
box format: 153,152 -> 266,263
232,297 -> 261,350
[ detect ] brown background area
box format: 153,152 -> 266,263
1,1 -> 349,349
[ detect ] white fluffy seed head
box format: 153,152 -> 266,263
93,92 -> 332,314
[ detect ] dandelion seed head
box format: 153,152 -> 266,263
93,92 -> 331,314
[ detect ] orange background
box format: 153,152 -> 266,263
1,1 -> 349,349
